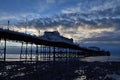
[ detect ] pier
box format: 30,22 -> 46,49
0,28 -> 110,62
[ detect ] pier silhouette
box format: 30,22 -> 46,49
0,28 -> 110,61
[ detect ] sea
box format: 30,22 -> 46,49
0,46 -> 119,62
0,53 -> 119,62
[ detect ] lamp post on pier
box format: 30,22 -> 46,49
8,20 -> 10,30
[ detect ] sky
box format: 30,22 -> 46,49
0,0 -> 120,55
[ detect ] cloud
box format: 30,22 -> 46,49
19,12 -> 120,30
61,0 -> 120,18
15,11 -> 120,43
90,0 -> 118,11
0,12 -> 41,25
61,6 -> 81,14
60,26 -> 115,41
82,30 -> 120,41
46,0 -> 55,4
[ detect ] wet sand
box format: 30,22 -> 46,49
0,60 -> 120,80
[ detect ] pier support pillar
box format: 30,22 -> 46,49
48,46 -> 51,60
4,38 -> 6,62
36,45 -> 38,61
65,48 -> 67,60
53,46 -> 55,61
25,42 -> 28,61
20,42 -> 23,61
30,43 -> 33,61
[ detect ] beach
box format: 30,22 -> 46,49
0,60 -> 120,80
